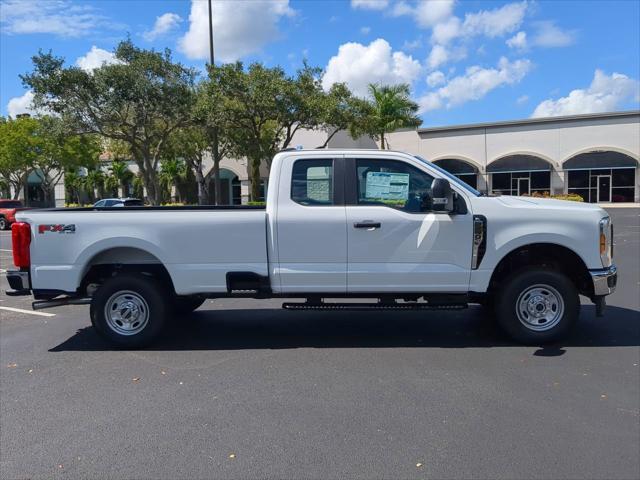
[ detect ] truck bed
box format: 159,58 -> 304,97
16,207 -> 269,295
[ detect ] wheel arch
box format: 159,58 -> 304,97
79,246 -> 176,296
488,242 -> 593,298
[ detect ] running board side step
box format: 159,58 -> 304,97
32,297 -> 91,310
282,302 -> 467,311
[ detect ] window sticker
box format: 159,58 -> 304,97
365,171 -> 409,200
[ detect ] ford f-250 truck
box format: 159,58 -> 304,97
6,149 -> 617,347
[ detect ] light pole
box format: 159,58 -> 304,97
207,0 -> 221,204
208,0 -> 214,66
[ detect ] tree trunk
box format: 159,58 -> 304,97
12,184 -> 21,200
380,132 -> 386,150
140,160 -> 161,205
250,157 -> 261,202
194,168 -> 209,205
211,128 -> 222,205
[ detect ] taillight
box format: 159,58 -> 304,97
12,222 -> 31,268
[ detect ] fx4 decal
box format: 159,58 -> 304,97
38,224 -> 76,234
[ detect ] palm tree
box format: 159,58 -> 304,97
159,159 -> 187,203
84,169 -> 105,203
353,84 -> 422,149
109,160 -> 133,197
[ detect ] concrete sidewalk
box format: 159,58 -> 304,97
598,203 -> 639,208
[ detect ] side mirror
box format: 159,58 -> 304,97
431,178 -> 453,212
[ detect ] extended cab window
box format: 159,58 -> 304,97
291,159 -> 334,205
356,159 -> 434,213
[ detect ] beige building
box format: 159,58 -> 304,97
386,110 -> 640,203
9,110 -> 639,206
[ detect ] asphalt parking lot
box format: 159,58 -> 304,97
0,208 -> 638,480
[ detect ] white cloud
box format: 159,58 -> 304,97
414,0 -> 456,28
427,44 -> 466,69
461,1 -> 527,39
516,94 -> 529,105
392,0 -> 455,28
431,16 -> 461,45
7,91 -> 36,118
531,21 -> 576,48
426,70 -> 446,87
143,13 -> 182,41
402,38 -> 422,50
418,56 -> 532,113
532,70 -> 640,118
0,0 -> 118,37
427,44 -> 449,69
75,46 -> 121,72
322,39 -> 421,97
507,31 -> 527,50
351,0 -> 389,10
360,26 -> 371,35
178,0 -> 295,62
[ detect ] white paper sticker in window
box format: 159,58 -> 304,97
365,171 -> 409,200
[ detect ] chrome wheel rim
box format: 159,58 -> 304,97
516,284 -> 564,332
104,290 -> 149,336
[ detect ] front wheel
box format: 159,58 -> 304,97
495,268 -> 579,345
90,274 -> 168,348
0,217 -> 7,230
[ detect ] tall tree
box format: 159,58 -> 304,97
22,40 -> 197,205
30,116 -> 100,205
316,83 -> 359,148
210,62 -> 329,200
194,80 -> 232,205
0,116 -> 38,200
351,84 -> 422,149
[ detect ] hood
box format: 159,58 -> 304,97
494,195 -> 604,212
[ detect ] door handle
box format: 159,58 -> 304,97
354,221 -> 381,230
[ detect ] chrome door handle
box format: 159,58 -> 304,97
353,222 -> 381,230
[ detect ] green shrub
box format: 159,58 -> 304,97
526,191 -> 584,202
247,201 -> 266,206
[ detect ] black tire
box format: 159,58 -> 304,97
90,274 -> 169,348
495,268 -> 579,345
172,295 -> 206,315
0,217 -> 7,230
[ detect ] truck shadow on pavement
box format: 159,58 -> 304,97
50,304 -> 639,352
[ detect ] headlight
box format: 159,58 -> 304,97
599,217 -> 613,267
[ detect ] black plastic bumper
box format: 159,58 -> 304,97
5,270 -> 30,296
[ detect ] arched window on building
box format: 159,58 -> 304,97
210,169 -> 243,205
487,155 -> 552,196
564,151 -> 638,203
432,158 -> 479,189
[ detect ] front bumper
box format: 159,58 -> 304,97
590,264 -> 617,296
5,270 -> 30,296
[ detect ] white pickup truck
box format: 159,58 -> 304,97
7,149 -> 617,347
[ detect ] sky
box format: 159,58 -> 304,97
1,0 -> 639,128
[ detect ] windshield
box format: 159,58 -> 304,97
414,155 -> 482,197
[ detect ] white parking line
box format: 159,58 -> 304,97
0,249 -> 12,252
0,306 -> 56,317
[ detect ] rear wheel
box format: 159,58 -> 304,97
495,268 -> 579,344
0,217 -> 7,230
90,274 -> 168,348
